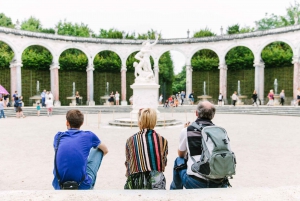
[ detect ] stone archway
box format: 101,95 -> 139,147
58,48 -> 88,106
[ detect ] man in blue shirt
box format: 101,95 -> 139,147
41,90 -> 46,107
52,109 -> 108,190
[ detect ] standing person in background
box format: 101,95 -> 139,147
46,97 -> 53,117
252,90 -> 259,107
218,93 -> 223,106
3,94 -> 8,108
45,91 -> 50,103
13,91 -> 18,107
168,95 -> 173,107
108,92 -> 115,105
267,90 -> 274,106
159,94 -> 163,105
16,96 -> 25,118
297,88 -> 300,106
231,91 -> 238,106
189,91 -> 194,105
279,90 -> 285,106
181,91 -> 185,105
41,90 -> 46,107
115,91 -> 120,105
37,103 -> 41,117
49,91 -> 54,102
0,98 -> 5,119
75,91 -> 80,106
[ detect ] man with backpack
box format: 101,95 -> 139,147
170,101 -> 236,189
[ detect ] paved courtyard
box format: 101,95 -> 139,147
0,111 -> 300,200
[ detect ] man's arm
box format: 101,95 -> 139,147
98,143 -> 108,155
178,150 -> 186,158
178,123 -> 189,158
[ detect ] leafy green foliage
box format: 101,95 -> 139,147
97,28 -> 135,39
193,28 -> 216,38
172,67 -> 186,93
59,49 -> 88,71
192,49 -> 219,71
21,16 -> 54,33
0,13 -> 14,28
261,42 -> 293,68
137,29 -> 161,39
94,51 -> 121,72
256,13 -> 283,30
0,41 -> 14,69
225,46 -> 254,70
56,20 -> 91,37
22,46 -> 53,70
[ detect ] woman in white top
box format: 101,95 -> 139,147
231,91 -> 238,106
115,91 -> 120,105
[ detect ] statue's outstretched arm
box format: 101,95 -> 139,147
149,34 -> 159,47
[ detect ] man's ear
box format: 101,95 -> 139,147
196,110 -> 198,117
66,120 -> 70,127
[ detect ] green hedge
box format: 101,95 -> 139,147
0,68 -> 10,95
59,71 -> 87,106
21,69 -> 50,106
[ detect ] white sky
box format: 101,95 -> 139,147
0,0 -> 294,73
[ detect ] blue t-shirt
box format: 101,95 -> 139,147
52,129 -> 101,190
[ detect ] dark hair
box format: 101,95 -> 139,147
66,110 -> 84,128
196,102 -> 216,120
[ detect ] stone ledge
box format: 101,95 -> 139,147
0,186 -> 299,201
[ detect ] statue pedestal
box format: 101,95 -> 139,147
29,95 -> 41,107
54,100 -> 61,107
274,95 -> 280,105
88,101 -> 95,106
237,95 -> 247,105
130,81 -> 160,116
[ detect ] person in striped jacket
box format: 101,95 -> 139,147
124,108 -> 168,189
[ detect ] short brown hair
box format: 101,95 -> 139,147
66,110 -> 84,128
138,108 -> 157,129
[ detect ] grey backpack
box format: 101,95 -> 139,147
191,122 -> 236,180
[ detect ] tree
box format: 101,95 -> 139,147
0,41 -> 14,69
0,13 -> 14,28
59,49 -> 88,71
172,67 -> 186,93
21,17 -> 42,32
227,24 -> 240,34
193,28 -> 216,38
56,20 -> 91,37
94,51 -> 121,72
97,28 -> 135,39
225,46 -> 254,70
22,46 -> 53,70
192,49 -> 219,71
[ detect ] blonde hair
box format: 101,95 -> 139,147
138,108 -> 157,130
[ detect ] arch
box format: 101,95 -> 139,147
0,37 -> 17,56
58,45 -> 91,64
223,43 -> 255,63
20,41 -> 55,59
157,47 -> 187,62
258,38 -> 295,59
189,46 -> 221,65
92,47 -> 123,65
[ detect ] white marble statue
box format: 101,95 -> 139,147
133,34 -> 158,82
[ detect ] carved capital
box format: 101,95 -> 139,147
153,65 -> 159,72
253,61 -> 265,68
218,64 -> 227,70
50,62 -> 60,70
186,65 -> 193,72
9,60 -> 22,68
121,65 -> 127,72
86,64 -> 94,72
292,56 -> 300,64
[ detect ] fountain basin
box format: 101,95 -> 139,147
101,95 -> 111,106
237,95 -> 247,105
66,96 -> 82,106
29,95 -> 41,107
197,95 -> 212,102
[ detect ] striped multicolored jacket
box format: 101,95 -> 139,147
125,129 -> 168,177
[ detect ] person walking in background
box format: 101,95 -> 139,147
189,91 -> 194,105
218,93 -> 223,106
46,97 -> 53,117
124,108 -> 168,189
16,96 -> 25,118
267,89 -> 274,106
13,91 -> 18,107
37,103 -> 41,117
279,90 -> 285,106
75,91 -> 80,106
168,95 -> 173,107
108,91 -> 114,105
41,89 -> 46,107
232,91 -> 238,106
181,91 -> 185,105
297,87 -> 300,106
159,94 -> 163,105
0,98 -> 5,119
115,91 -> 120,105
252,90 -> 259,107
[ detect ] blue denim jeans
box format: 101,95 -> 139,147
86,148 -> 104,189
0,109 -> 5,118
170,157 -> 227,189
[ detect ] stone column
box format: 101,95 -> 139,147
50,62 -> 61,106
10,60 -> 22,97
292,56 -> 300,100
186,65 -> 193,97
154,65 -> 159,84
121,65 -> 127,105
86,64 -> 95,106
254,61 -> 265,104
218,64 -> 227,100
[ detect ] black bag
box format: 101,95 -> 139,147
61,181 -> 79,190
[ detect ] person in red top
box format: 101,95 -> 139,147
267,89 -> 274,106
168,96 -> 173,107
